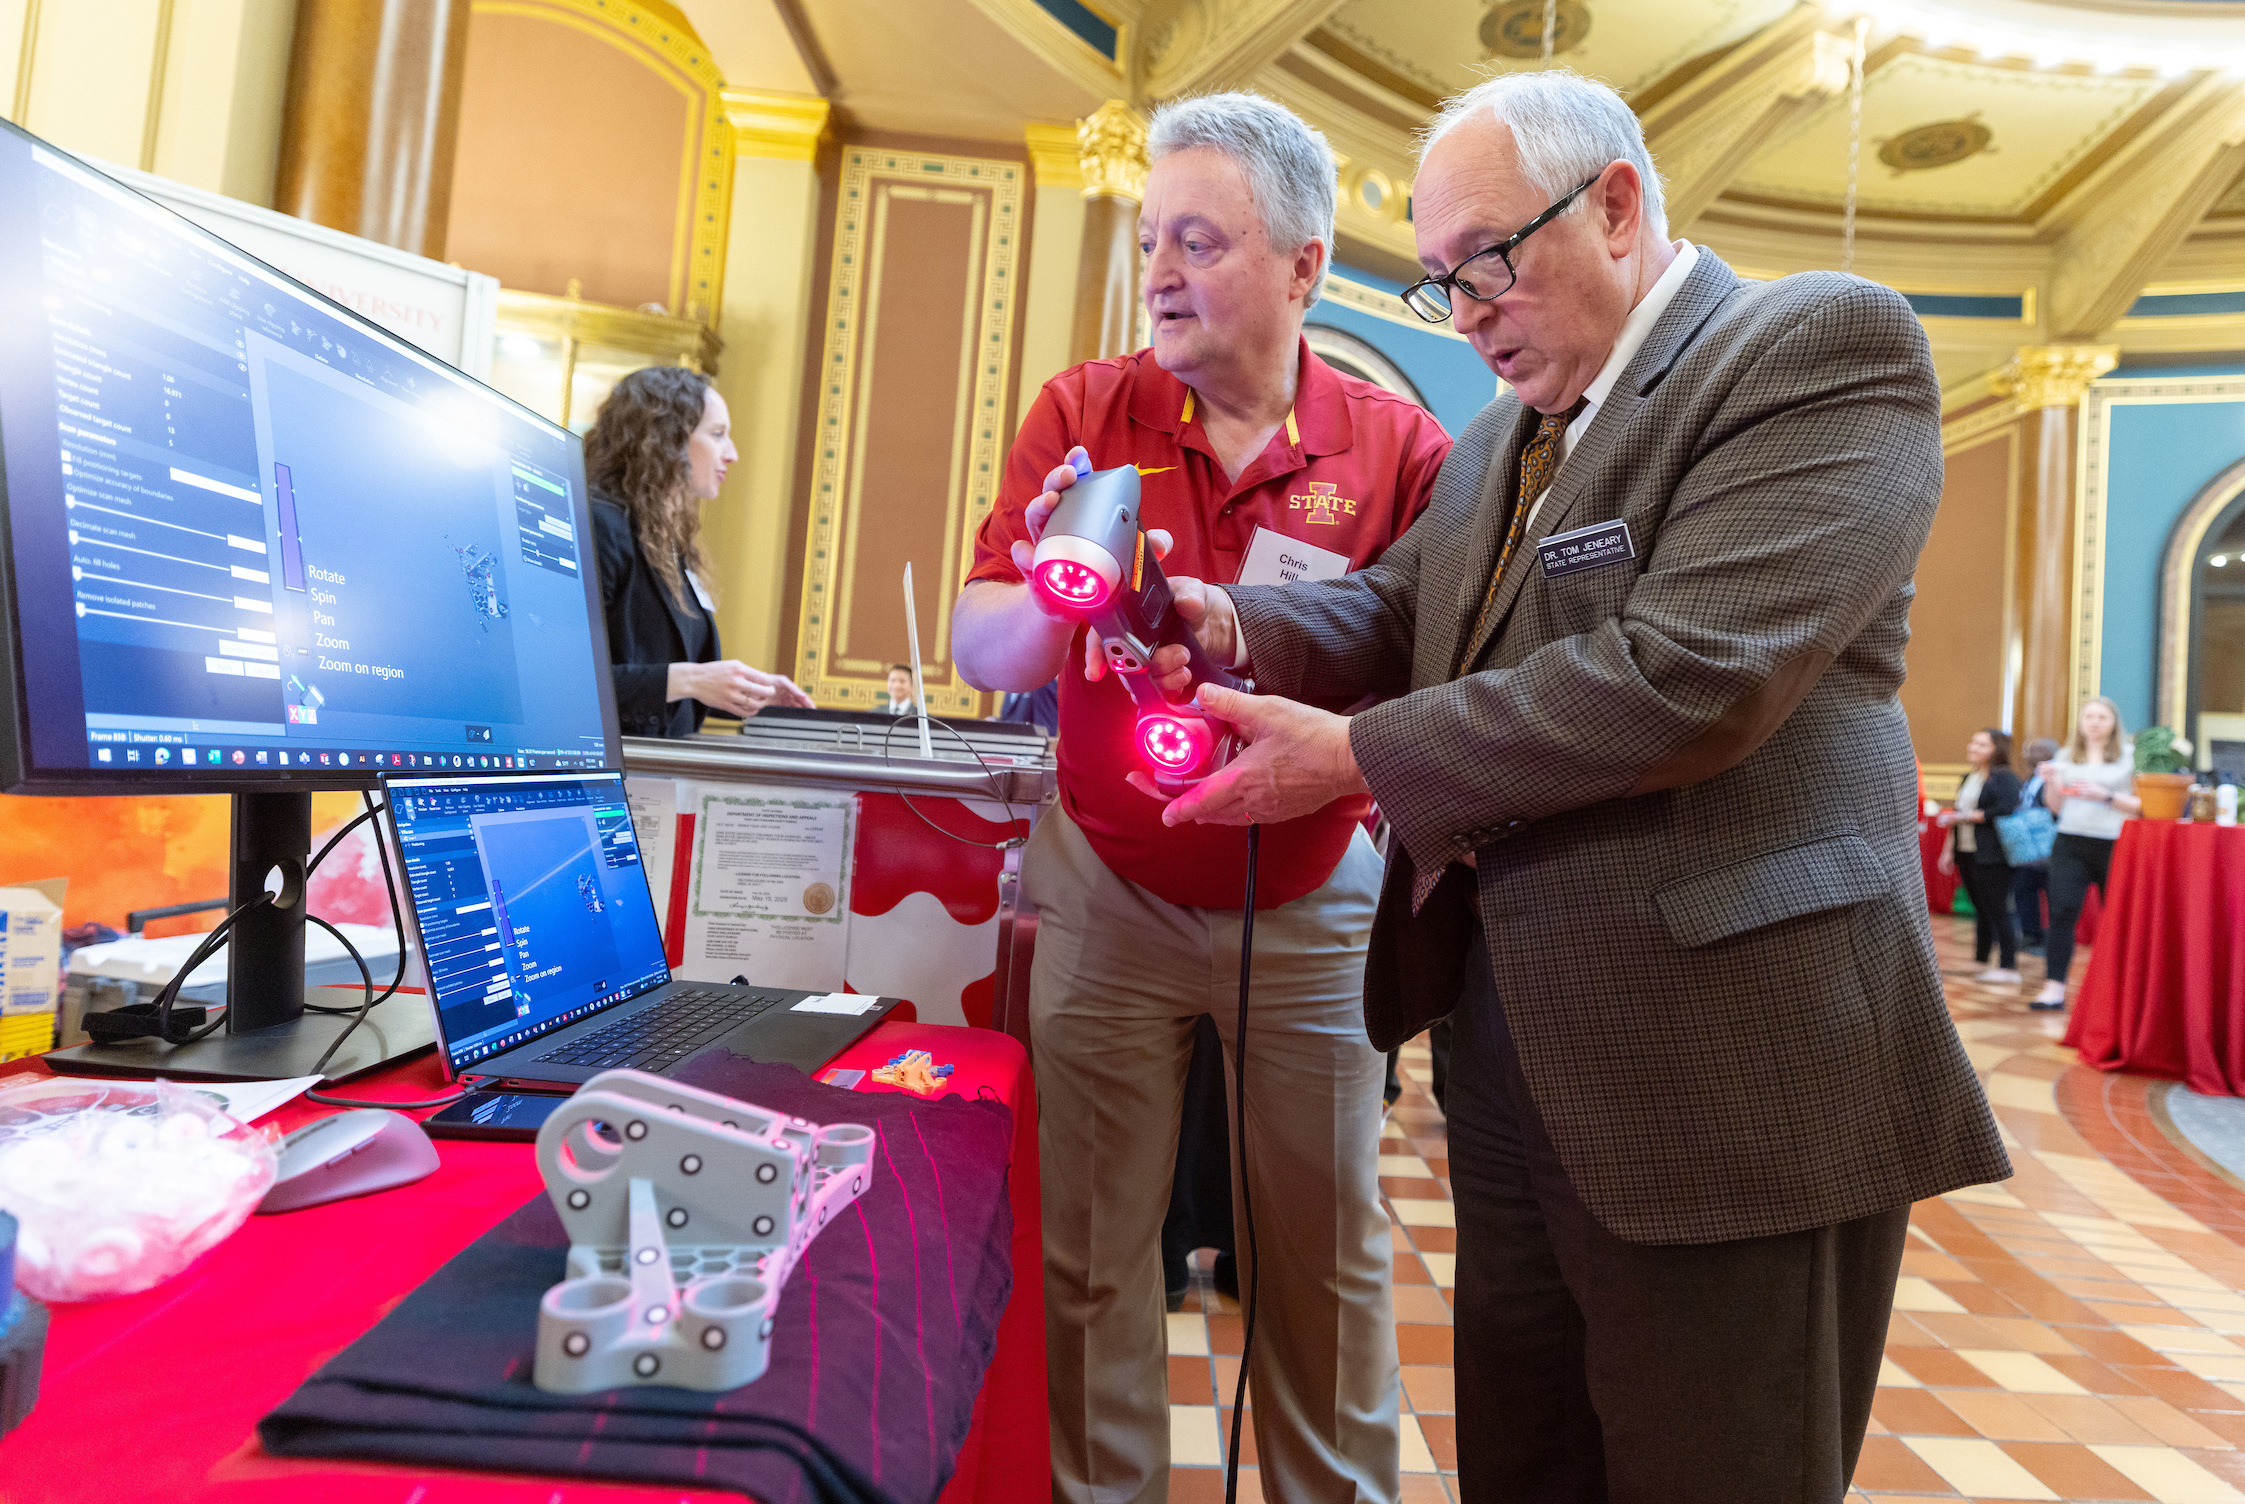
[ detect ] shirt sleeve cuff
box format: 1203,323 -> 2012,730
1218,588 -> 1251,671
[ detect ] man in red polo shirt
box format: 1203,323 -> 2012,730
954,93 -> 1450,1504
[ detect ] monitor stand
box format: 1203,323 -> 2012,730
44,791 -> 437,1084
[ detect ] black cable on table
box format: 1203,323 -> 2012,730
1224,823 -> 1261,1504
302,794 -> 410,1069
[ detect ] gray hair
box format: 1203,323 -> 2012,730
1419,70 -> 1668,241
1146,92 -> 1337,308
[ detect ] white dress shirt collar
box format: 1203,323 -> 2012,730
1559,240 -> 1700,463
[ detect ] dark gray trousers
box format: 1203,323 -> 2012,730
1447,932 -> 1909,1502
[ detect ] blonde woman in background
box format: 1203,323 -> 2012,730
2034,697 -> 2138,1010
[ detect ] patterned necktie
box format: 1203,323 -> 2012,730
1416,398 -> 1588,912
1457,398 -> 1588,676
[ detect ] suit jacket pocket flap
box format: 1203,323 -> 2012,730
1654,832 -> 1891,949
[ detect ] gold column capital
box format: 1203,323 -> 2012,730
1024,123 -> 1084,190
722,88 -> 831,163
1991,345 -> 2119,410
1077,99 -> 1148,203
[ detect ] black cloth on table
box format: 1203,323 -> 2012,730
260,1056 -> 1015,1504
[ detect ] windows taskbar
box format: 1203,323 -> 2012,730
84,745 -> 602,773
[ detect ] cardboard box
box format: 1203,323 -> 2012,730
0,884 -> 63,1060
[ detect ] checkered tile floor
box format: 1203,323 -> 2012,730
1159,918 -> 2245,1501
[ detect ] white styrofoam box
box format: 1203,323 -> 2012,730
66,922 -> 400,988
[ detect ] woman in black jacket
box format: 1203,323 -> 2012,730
1937,727 -> 2023,985
583,367 -> 812,736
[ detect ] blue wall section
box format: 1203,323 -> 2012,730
1314,264 -> 1500,439
2097,381 -> 2245,729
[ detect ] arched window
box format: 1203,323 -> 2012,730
2157,458 -> 2245,772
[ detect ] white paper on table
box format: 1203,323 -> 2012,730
676,788 -> 855,990
792,993 -> 877,1016
57,1075 -> 319,1124
625,776 -> 680,933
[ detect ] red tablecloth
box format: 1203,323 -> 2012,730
1919,814 -> 1960,914
2066,823 -> 2245,1095
0,1017 -> 1046,1504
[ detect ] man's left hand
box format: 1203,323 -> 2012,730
1128,683 -> 1368,826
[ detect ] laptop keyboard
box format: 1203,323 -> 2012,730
533,987 -> 789,1071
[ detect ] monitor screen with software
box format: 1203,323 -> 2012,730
0,116 -> 617,794
383,772 -> 670,1075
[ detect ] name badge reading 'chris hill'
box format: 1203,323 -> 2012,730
1537,518 -> 1636,579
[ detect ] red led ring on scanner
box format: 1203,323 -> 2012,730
1136,710 -> 1216,778
1027,534 -> 1122,615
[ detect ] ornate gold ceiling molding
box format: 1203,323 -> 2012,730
1988,343 -> 2117,408
2045,78 -> 2245,338
722,89 -> 831,163
1128,0 -> 1349,100
1252,51 -> 1419,265
964,0 -> 1125,98
1638,7 -> 1856,232
1077,99 -> 1149,201
1023,122 -> 1085,189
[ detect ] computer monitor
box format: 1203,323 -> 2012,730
0,118 -> 623,1080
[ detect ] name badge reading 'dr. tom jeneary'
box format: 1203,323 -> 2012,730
1537,518 -> 1635,579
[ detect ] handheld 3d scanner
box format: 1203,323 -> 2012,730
1028,458 -> 1249,790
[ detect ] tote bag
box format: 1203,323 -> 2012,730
1995,804 -> 2056,866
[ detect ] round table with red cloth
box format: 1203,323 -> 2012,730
2065,822 -> 2245,1095
0,1016 -> 1046,1504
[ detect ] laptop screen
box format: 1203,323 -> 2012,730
384,771 -> 670,1072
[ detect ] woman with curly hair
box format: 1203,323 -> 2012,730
583,367 -> 812,736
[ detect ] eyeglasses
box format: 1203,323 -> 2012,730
1400,174 -> 1603,323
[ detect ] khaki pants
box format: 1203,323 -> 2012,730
1027,805 -> 1400,1504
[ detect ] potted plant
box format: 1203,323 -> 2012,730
2134,726 -> 2197,820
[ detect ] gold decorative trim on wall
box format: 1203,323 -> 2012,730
2076,372 -> 2245,727
473,0 -> 734,324
137,0 -> 175,172
792,147 -> 1024,714
2155,456 -> 2245,734
9,0 -> 40,125
1941,396 -> 2024,453
1921,762 -> 1969,802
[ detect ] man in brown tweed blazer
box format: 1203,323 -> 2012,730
1133,72 -> 2011,1500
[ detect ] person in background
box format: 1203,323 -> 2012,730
1937,728 -> 2022,985
995,677 -> 1062,737
2036,696 -> 2138,1010
2013,737 -> 2060,955
884,664 -> 920,716
585,367 -> 813,736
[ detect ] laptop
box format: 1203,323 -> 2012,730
379,770 -> 898,1090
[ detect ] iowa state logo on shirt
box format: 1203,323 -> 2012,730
1289,481 -> 1359,525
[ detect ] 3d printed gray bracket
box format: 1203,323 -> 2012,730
531,1068 -> 874,1393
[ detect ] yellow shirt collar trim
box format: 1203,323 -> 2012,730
1177,389 -> 1300,448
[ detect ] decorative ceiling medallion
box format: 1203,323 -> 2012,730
1480,0 -> 1591,59
1877,114 -> 1996,176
